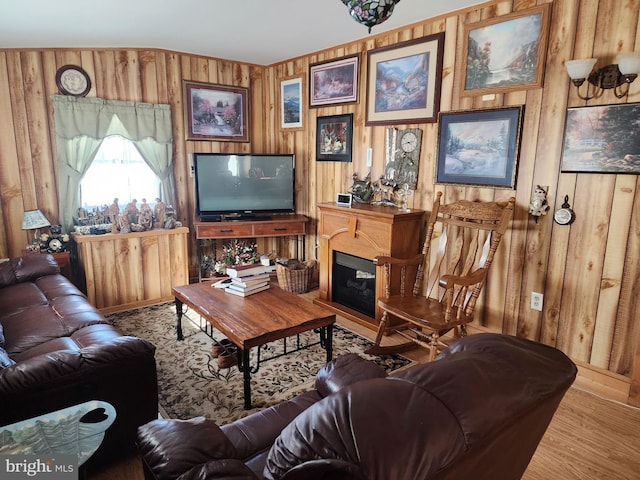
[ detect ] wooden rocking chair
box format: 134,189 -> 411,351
365,192 -> 516,360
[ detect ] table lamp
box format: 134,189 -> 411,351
22,209 -> 50,249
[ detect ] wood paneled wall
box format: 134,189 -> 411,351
0,0 -> 638,405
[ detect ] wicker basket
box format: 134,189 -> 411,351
276,260 -> 316,294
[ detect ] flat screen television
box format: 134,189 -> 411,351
194,153 -> 295,221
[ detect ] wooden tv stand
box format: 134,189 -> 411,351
314,203 -> 424,331
194,215 -> 309,281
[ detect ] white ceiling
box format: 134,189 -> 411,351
1,0 -> 484,65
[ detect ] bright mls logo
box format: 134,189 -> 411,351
0,455 -> 76,479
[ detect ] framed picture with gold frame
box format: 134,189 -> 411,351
459,4 -> 551,97
365,33 -> 444,125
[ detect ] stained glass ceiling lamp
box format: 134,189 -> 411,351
341,0 -> 401,33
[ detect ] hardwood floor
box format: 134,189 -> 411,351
87,292 -> 640,479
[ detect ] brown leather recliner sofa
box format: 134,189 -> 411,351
0,254 -> 158,467
137,333 -> 577,480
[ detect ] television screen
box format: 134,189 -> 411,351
194,153 -> 295,221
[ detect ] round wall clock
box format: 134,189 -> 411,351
400,131 -> 419,153
56,65 -> 91,97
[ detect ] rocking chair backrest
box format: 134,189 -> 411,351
415,192 -> 515,319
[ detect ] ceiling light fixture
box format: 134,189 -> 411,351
565,52 -> 640,101
341,0 -> 401,33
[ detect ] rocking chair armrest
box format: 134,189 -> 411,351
439,267 -> 488,289
373,254 -> 424,268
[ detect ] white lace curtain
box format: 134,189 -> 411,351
52,95 -> 175,231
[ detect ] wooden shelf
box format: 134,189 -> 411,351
72,227 -> 189,313
193,215 -> 308,282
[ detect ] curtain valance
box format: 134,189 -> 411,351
52,95 -> 173,143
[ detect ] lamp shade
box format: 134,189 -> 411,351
341,0 -> 400,33
565,58 -> 597,80
616,53 -> 640,75
22,209 -> 51,230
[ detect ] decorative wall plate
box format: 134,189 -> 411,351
56,65 -> 91,97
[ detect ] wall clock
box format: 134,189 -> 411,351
56,65 -> 91,97
382,128 -> 422,190
553,195 -> 575,225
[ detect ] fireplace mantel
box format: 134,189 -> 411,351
314,202 -> 425,330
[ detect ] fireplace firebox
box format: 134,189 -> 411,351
332,252 -> 376,318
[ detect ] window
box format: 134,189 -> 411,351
79,135 -> 161,210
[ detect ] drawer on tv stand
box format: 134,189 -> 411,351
196,224 -> 254,238
253,222 -> 306,236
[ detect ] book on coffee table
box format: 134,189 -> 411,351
225,283 -> 270,297
230,273 -> 270,288
226,264 -> 267,278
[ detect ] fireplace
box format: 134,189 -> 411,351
332,252 -> 376,318
315,202 -> 424,331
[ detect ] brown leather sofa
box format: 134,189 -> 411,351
0,254 -> 158,467
137,333 -> 577,480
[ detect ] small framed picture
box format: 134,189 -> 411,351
561,103 -> 640,173
435,106 -> 524,188
366,33 -> 444,125
310,54 -> 359,107
281,77 -> 303,129
316,113 -> 353,162
183,80 -> 250,142
459,4 -> 551,96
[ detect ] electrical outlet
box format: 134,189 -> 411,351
366,148 -> 373,167
531,292 -> 543,311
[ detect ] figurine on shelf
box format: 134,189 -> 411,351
125,199 -> 139,224
139,198 -> 153,231
164,205 -> 177,229
154,198 -> 166,229
119,212 -> 131,234
350,172 -> 375,204
109,198 -> 120,233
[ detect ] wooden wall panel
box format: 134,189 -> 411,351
1,0 -> 639,405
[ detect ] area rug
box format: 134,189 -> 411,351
106,302 -> 411,425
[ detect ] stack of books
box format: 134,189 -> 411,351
224,264 -> 270,297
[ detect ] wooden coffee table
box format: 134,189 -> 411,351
172,282 -> 336,409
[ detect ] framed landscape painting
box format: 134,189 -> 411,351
281,77 -> 303,129
310,54 -> 359,107
459,4 -> 550,97
561,103 -> 640,173
435,107 -> 524,188
316,113 -> 353,162
366,33 -> 444,125
183,80 -> 249,142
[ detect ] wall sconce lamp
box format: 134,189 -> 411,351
341,0 -> 401,33
565,53 -> 640,101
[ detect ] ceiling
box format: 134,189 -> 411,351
1,0 -> 484,66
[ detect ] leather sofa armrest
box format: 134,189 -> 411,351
0,336 -> 155,398
0,255 -> 60,287
138,417 -> 238,480
315,353 -> 386,397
